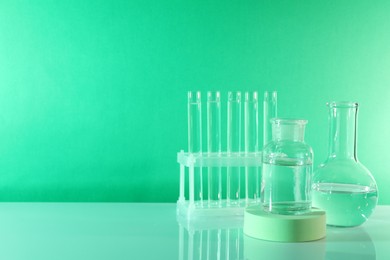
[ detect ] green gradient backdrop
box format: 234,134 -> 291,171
0,1 -> 389,203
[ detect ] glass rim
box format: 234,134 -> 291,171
327,101 -> 358,108
207,91 -> 221,101
245,91 -> 258,101
188,91 -> 201,103
271,118 -> 308,125
228,91 -> 242,102
264,90 -> 277,98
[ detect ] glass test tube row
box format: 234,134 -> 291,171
187,91 -> 277,207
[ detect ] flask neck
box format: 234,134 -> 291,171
271,119 -> 307,142
327,102 -> 358,160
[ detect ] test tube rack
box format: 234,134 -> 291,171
177,91 -> 277,219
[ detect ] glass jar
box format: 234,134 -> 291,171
312,102 -> 378,227
261,118 -> 313,215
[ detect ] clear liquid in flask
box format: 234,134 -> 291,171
312,183 -> 378,227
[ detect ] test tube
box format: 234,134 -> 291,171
188,91 -> 203,206
227,91 -> 242,206
244,91 -> 259,204
207,91 -> 221,207
263,91 -> 277,147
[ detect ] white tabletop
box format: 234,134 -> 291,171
0,203 -> 388,259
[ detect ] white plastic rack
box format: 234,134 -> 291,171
177,151 -> 263,217
177,91 -> 277,220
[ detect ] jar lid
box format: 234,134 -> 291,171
244,206 -> 326,242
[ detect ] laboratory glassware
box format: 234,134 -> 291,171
188,91 -> 203,205
177,90 -> 277,219
312,101 -> 378,227
261,118 -> 313,215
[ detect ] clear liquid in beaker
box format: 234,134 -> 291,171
261,159 -> 312,215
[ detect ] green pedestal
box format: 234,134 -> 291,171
244,206 -> 326,242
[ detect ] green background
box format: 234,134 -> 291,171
0,0 -> 389,203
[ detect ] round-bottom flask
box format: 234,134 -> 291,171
312,102 -> 378,227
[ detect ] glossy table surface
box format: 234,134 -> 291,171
0,203 -> 388,259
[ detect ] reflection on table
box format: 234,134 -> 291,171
177,216 -> 376,260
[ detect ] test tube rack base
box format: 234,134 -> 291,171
177,150 -> 262,220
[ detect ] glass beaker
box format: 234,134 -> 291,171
261,119 -> 313,215
312,102 -> 378,227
